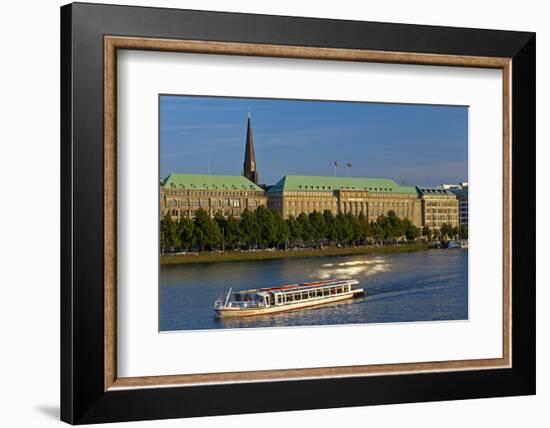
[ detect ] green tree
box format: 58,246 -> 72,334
178,216 -> 195,249
309,211 -> 327,247
160,213 -> 180,252
297,212 -> 315,243
387,210 -> 404,241
347,212 -> 363,244
272,210 -> 290,248
225,215 -> 242,248
193,209 -> 222,251
336,213 -> 352,245
240,208 -> 260,249
214,213 -> 227,251
323,210 -> 338,242
358,212 -> 372,243
214,213 -> 227,233
402,218 -> 420,241
439,223 -> 454,240
422,225 -> 432,241
375,214 -> 391,243
286,215 -> 303,246
372,220 -> 385,245
255,205 -> 276,247
452,226 -> 459,240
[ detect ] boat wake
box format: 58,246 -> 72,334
363,273 -> 464,302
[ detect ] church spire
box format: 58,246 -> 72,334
243,110 -> 259,184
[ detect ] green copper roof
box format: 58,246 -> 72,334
267,175 -> 417,195
162,173 -> 264,191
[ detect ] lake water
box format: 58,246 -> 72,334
160,248 -> 468,331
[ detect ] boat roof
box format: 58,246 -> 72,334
239,279 -> 359,294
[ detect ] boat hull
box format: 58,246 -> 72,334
215,289 -> 364,318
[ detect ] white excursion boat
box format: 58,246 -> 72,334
214,279 -> 364,318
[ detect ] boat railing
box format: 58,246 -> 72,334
214,300 -> 265,310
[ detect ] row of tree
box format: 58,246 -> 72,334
160,206 -> 468,253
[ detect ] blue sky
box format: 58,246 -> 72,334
160,95 -> 468,187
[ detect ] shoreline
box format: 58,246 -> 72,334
160,243 -> 434,265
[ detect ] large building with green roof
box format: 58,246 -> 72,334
160,111 -> 460,229
267,175 -> 422,226
161,112 -> 266,220
161,173 -> 266,219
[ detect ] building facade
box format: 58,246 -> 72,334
450,188 -> 468,227
160,111 -> 464,230
267,175 -> 422,227
416,186 -> 460,230
160,174 -> 266,220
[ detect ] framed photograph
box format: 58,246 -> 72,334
61,2 -> 535,424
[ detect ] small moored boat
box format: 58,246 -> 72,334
214,279 -> 364,318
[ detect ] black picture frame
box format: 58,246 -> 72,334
61,2 -> 535,424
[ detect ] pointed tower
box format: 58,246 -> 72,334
243,111 -> 259,184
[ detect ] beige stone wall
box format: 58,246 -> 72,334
271,191 -> 337,219
338,190 -> 422,227
268,190 -> 422,227
421,195 -> 459,230
160,186 -> 266,220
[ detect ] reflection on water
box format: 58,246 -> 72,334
313,257 -> 390,280
160,249 -> 468,331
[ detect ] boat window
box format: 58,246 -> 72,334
295,293 -> 301,301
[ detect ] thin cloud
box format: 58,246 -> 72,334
160,123 -> 240,132
258,127 -> 352,147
